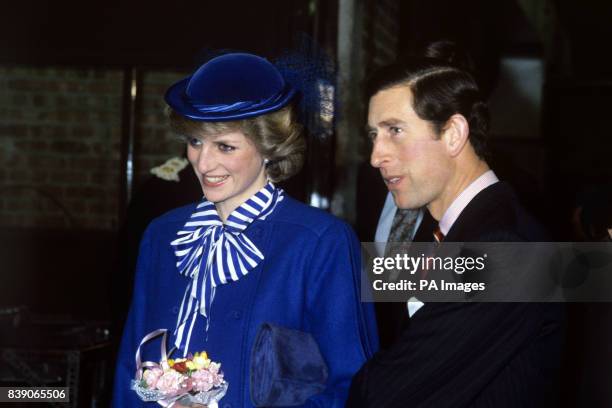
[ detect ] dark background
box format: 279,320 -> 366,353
0,0 -> 611,406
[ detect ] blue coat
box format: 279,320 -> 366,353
113,196 -> 379,407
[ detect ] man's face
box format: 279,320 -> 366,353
368,85 -> 452,213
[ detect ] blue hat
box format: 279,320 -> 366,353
165,53 -> 296,121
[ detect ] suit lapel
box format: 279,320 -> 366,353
412,209 -> 437,242
444,182 -> 510,242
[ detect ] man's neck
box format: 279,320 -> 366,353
428,160 -> 490,221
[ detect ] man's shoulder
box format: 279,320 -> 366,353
448,182 -> 548,242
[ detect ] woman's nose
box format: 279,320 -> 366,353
194,145 -> 216,174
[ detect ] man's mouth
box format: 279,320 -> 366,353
384,176 -> 402,185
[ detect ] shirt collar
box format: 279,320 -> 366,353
438,170 -> 499,235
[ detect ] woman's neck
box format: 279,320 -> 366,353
215,177 -> 268,222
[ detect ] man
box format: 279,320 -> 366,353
347,43 -> 563,407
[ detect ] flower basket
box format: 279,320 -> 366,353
131,329 -> 228,406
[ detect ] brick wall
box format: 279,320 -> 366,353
135,71 -> 187,183
0,66 -> 186,231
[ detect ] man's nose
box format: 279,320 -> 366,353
370,138 -> 389,168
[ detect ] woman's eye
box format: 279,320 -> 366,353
390,126 -> 403,135
218,143 -> 235,152
367,131 -> 377,141
187,137 -> 202,148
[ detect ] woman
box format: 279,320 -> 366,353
112,53 -> 378,407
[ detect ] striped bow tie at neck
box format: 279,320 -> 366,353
170,182 -> 284,355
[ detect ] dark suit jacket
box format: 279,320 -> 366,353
347,182 -> 564,407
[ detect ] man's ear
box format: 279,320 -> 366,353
442,114 -> 469,157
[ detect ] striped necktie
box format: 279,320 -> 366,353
170,182 -> 283,354
433,225 -> 445,243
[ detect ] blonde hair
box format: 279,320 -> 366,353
168,106 -> 305,182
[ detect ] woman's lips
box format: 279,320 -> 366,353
202,175 -> 229,187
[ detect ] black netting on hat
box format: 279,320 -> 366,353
274,33 -> 337,139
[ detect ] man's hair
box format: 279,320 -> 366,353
168,105 -> 305,182
366,41 -> 489,159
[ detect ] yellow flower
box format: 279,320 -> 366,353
186,361 -> 197,370
193,354 -> 208,369
167,359 -> 174,367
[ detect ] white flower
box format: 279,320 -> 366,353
150,157 -> 189,182
208,362 -> 221,374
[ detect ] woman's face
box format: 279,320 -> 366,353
186,130 -> 267,220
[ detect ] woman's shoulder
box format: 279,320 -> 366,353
272,195 -> 354,238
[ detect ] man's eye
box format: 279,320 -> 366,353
390,126 -> 403,134
367,131 -> 377,141
218,143 -> 235,152
187,137 -> 202,148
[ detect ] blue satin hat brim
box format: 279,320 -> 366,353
165,53 -> 295,121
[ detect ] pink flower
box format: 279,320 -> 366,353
207,363 -> 224,387
156,370 -> 184,395
191,369 -> 214,392
142,367 -> 163,389
208,362 -> 221,375
213,372 -> 224,387
179,377 -> 194,393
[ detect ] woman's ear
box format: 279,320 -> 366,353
442,114 -> 469,157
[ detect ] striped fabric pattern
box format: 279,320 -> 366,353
169,182 -> 283,353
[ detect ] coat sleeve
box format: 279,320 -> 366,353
111,223 -> 156,407
302,220 -> 379,407
347,301 -> 563,407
